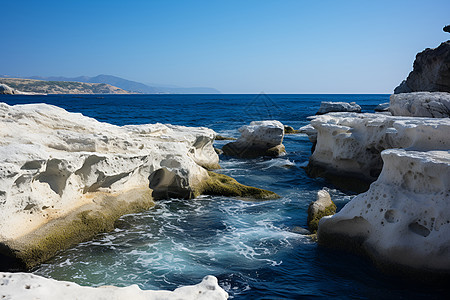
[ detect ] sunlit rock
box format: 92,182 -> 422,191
305,112 -> 450,191
0,273 -> 228,300
394,41 -> 450,93
0,103 -> 219,269
307,189 -> 336,233
390,92 -> 450,117
316,101 -> 361,115
222,120 -> 285,158
318,149 -> 450,278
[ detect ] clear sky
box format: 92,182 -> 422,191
1,0 -> 449,93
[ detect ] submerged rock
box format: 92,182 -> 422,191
317,149 -> 450,280
194,171 -> 279,200
222,120 -> 285,158
305,112 -> 450,191
390,92 -> 450,117
307,189 -> 336,233
0,273 -> 228,299
316,101 -> 361,115
0,103 -> 276,270
394,41 -> 450,93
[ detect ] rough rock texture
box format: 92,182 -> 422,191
316,101 -> 361,115
390,92 -> 450,117
318,149 -> 450,279
305,112 -> 450,191
0,273 -> 228,300
307,189 -> 336,233
374,102 -> 390,112
394,41 -> 450,94
222,121 -> 285,158
0,103 -> 222,269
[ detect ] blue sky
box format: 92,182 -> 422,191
1,0 -> 449,93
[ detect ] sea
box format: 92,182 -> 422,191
2,94 -> 447,299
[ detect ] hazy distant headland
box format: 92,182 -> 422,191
0,74 -> 221,94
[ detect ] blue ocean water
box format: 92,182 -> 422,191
2,94 -> 447,299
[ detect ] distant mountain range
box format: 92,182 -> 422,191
0,74 -> 220,94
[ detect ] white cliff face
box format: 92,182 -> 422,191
222,120 -> 285,158
0,273 -> 228,300
316,101 -> 361,115
307,112 -> 450,182
318,149 -> 450,273
238,120 -> 285,147
0,103 -> 219,267
390,92 -> 450,117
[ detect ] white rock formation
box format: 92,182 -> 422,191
316,101 -> 361,115
390,92 -> 450,117
299,124 -> 317,144
307,189 -> 336,233
222,120 -> 285,158
0,103 -> 219,268
318,149 -> 450,275
0,273 -> 228,300
374,102 -> 390,112
306,112 -> 450,184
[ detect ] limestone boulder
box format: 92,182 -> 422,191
374,102 -> 390,112
307,189 -> 336,233
305,112 -> 450,191
390,92 -> 450,117
316,101 -> 361,115
318,149 -> 450,278
0,273 -> 228,300
222,120 -> 285,158
0,103 -> 220,269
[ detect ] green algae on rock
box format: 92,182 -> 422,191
194,171 -> 280,200
1,188 -> 154,271
307,189 -> 336,233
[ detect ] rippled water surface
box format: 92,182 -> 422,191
3,94 -> 447,299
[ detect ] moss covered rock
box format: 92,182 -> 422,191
0,188 -> 154,271
284,125 -> 300,134
307,189 -> 336,233
194,171 -> 279,200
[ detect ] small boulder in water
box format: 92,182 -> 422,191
307,189 -> 336,233
284,125 -> 299,134
222,120 -> 285,158
374,102 -> 390,112
316,101 -> 361,115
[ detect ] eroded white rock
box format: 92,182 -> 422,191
307,112 -> 450,182
316,101 -> 361,115
0,103 -> 219,267
390,92 -> 450,117
0,273 -> 228,300
222,120 -> 285,158
318,149 -> 450,274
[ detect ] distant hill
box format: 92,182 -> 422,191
9,74 -> 221,94
0,78 -> 130,94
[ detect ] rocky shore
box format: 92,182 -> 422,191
0,103 -> 277,272
301,36 -> 450,280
